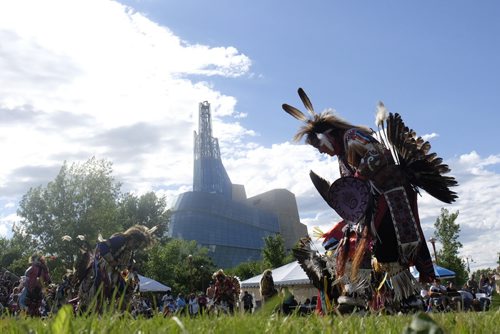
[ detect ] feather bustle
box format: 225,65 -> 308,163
385,112 -> 458,203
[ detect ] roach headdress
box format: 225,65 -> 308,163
282,88 -> 370,148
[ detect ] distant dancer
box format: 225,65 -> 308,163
260,269 -> 278,302
24,254 -> 52,316
242,291 -> 254,313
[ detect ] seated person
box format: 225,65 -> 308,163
429,279 -> 446,294
420,285 -> 430,298
299,298 -> 312,314
281,288 -> 298,315
458,288 -> 474,311
428,279 -> 448,311
446,282 -> 458,293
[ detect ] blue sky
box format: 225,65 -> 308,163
122,0 -> 500,157
0,0 -> 499,271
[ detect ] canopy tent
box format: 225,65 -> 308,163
241,261 -> 311,288
410,264 -> 456,280
138,274 -> 171,292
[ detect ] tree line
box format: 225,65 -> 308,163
0,157 -> 292,294
3,156 -> 480,293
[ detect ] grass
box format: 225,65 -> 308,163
0,305 -> 499,334
1,295 -> 499,334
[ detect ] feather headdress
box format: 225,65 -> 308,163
283,88 -> 458,204
282,88 -> 371,147
111,225 -> 158,249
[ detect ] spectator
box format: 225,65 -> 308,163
479,274 -> 488,289
446,282 -> 458,293
466,274 -> 479,293
430,279 -> 446,293
428,279 -> 448,312
483,278 -> 493,297
163,297 -> 177,316
242,291 -> 254,313
281,287 -> 298,315
188,293 -> 199,316
161,290 -> 173,312
197,293 -> 208,315
7,287 -> 20,314
489,275 -> 497,295
176,293 -> 187,315
299,298 -> 313,315
17,276 -> 27,312
206,282 -> 215,301
420,285 -> 430,298
458,288 -> 474,311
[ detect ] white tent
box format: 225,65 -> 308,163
240,261 -> 311,288
138,274 -> 171,292
240,261 -> 315,304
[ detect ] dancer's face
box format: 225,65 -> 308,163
317,143 -> 336,156
317,134 -> 337,156
310,131 -> 338,156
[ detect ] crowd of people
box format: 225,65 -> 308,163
420,274 -> 496,312
1,257 -> 497,318
158,290 -> 208,317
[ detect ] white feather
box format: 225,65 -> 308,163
375,101 -> 389,127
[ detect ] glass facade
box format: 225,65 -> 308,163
169,191 -> 280,268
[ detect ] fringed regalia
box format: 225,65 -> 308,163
284,88 -> 457,314
68,225 -> 157,313
24,255 -> 52,316
213,269 -> 240,314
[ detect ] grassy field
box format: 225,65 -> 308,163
1,297 -> 499,334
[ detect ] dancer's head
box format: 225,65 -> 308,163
282,88 -> 370,156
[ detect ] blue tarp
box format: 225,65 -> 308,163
410,264 -> 456,279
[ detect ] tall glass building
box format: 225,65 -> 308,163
169,101 -> 308,268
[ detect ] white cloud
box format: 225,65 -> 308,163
0,1 -> 250,198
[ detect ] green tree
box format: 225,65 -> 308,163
262,234 -> 287,269
0,233 -> 35,276
117,192 -> 170,241
433,208 -> 468,285
227,260 -> 263,280
15,157 -> 169,280
116,192 -> 171,273
16,158 -> 123,279
144,239 -> 215,295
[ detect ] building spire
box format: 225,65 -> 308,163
193,101 -> 232,197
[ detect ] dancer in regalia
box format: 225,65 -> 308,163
284,88 -> 457,313
24,254 -> 52,316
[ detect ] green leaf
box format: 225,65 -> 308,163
51,305 -> 73,334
